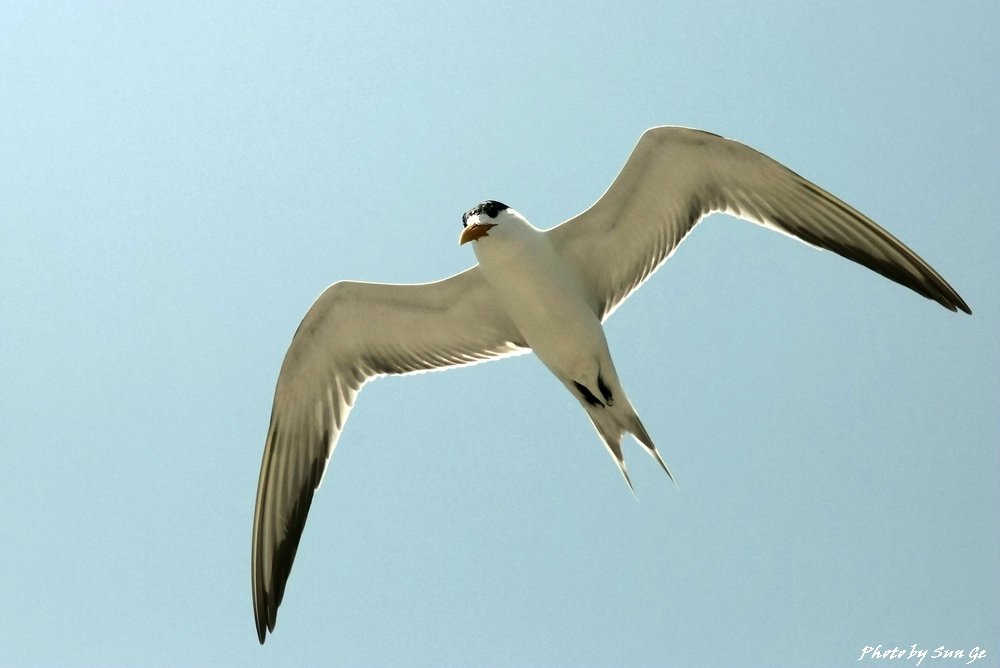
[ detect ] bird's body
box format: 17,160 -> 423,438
251,127 -> 970,643
470,209 -> 664,487
474,215 -> 604,392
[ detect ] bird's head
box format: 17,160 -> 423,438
459,200 -> 515,245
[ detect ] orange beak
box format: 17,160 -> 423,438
459,222 -> 497,245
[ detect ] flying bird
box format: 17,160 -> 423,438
251,126 -> 969,643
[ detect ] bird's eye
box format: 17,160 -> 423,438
462,221 -> 467,228
486,204 -> 498,218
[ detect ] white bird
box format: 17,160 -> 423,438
251,126 -> 969,643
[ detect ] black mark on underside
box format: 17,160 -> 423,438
574,381 -> 604,407
597,374 -> 614,405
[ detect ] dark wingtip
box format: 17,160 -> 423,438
252,426 -> 332,646
929,277 -> 970,314
934,290 -> 971,314
254,581 -> 269,644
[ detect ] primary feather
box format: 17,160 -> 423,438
549,127 -> 969,319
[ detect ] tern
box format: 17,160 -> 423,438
251,126 -> 969,643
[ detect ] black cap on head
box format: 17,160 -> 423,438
462,200 -> 509,226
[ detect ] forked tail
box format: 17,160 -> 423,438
585,402 -> 675,494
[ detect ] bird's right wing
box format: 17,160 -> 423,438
252,266 -> 528,643
548,126 -> 970,320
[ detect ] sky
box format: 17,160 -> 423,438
0,2 -> 997,666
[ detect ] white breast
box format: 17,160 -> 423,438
472,214 -> 609,381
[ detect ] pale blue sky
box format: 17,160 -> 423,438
1,2 -> 997,666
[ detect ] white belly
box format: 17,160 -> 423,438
473,225 -> 608,381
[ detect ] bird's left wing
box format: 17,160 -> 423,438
548,126 -> 970,320
252,266 -> 527,643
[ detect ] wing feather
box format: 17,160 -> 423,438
548,126 -> 970,319
251,266 -> 527,643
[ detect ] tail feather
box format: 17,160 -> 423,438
586,403 -> 675,492
629,414 -> 676,487
586,413 -> 636,496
